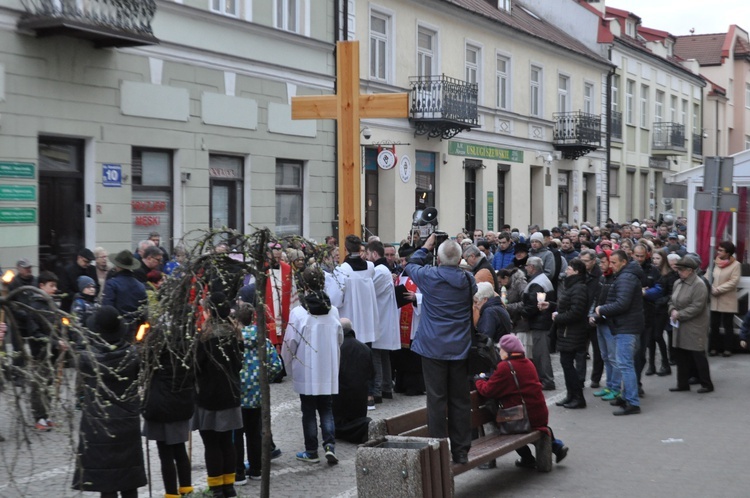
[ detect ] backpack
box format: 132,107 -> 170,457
468,333 -> 501,375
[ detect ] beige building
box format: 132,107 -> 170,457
354,0 -> 612,243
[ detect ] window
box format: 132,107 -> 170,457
584,82 -> 594,114
625,79 -> 635,125
417,27 -> 436,77
655,90 -> 664,122
693,103 -> 700,133
211,0 -> 238,16
415,151 -> 436,211
670,95 -> 677,122
746,135 -> 750,150
530,65 -> 542,117
557,74 -> 570,112
498,0 -> 511,12
746,83 -> 750,108
276,0 -> 301,33
276,160 -> 303,236
611,74 -> 620,113
625,20 -> 635,37
496,55 -> 510,110
132,149 -> 173,251
609,167 -> 619,197
465,44 -> 481,95
681,99 -> 688,126
210,155 -> 244,232
369,12 -> 390,82
640,84 -> 649,128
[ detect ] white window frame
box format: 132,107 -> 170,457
584,81 -> 594,114
655,90 -> 664,122
275,159 -> 305,237
530,64 -> 543,118
465,42 -> 482,102
625,79 -> 635,125
746,83 -> 750,109
670,95 -> 677,122
496,52 -> 511,111
416,24 -> 439,78
498,0 -> 511,12
210,0 -> 239,17
557,73 -> 571,113
640,84 -> 649,128
275,0 -> 302,34
681,99 -> 688,126
369,8 -> 393,83
693,103 -> 700,133
611,74 -> 620,113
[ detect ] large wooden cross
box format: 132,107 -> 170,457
292,40 -> 409,250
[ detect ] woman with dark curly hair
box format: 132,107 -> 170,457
709,241 -> 741,356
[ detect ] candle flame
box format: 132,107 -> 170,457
136,323 -> 150,341
61,317 -> 70,326
2,270 -> 15,284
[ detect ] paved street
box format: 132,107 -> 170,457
1,350 -> 749,497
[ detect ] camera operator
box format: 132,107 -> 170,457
405,233 -> 477,465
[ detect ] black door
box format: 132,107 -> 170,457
365,169 -> 379,239
38,137 -> 85,274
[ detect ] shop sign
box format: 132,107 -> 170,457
0,185 -> 36,201
487,191 -> 494,231
0,207 -> 37,224
0,162 -> 35,178
448,141 -> 523,163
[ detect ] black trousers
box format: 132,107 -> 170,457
235,408 -> 262,475
421,357 -> 471,456
674,348 -> 713,390
710,311 -> 735,352
588,328 -> 604,383
560,350 -> 584,397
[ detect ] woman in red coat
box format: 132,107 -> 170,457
475,335 -> 569,469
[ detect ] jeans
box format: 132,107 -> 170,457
300,395 -> 335,453
421,357 -> 471,456
530,329 -> 555,388
371,348 -> 393,397
597,324 -> 620,391
614,334 -> 639,406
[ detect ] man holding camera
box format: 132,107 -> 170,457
405,234 -> 477,464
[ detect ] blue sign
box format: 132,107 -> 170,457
102,164 -> 122,187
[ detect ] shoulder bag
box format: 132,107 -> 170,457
495,360 -> 532,434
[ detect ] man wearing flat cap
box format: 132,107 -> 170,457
59,248 -> 99,312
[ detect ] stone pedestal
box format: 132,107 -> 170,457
356,436 -> 452,498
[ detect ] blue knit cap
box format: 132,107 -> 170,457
77,275 -> 96,292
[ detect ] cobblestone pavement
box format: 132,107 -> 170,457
2,350 -> 749,497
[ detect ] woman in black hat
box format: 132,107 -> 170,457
72,306 -> 146,498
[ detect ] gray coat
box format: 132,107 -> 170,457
669,272 -> 709,352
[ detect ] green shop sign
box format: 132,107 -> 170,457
448,141 -> 524,163
0,208 -> 37,224
0,162 -> 35,179
0,185 -> 36,201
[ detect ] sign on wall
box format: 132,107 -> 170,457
487,191 -> 494,231
0,162 -> 35,178
448,141 -> 524,163
0,185 -> 36,201
102,164 -> 122,187
0,207 -> 37,224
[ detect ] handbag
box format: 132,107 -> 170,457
495,360 -> 532,435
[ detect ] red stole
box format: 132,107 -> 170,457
399,277 -> 417,348
265,261 -> 293,345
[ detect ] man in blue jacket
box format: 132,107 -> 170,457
596,250 -> 644,416
102,250 -> 147,339
492,232 -> 515,270
405,234 -> 477,464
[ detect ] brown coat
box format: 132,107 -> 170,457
669,273 -> 709,352
710,258 -> 741,313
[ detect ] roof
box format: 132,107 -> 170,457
605,6 -> 641,22
639,26 -> 672,43
439,0 -> 612,67
674,33 -> 727,65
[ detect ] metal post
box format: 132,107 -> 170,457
707,157 -> 722,284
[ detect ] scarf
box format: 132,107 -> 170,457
715,256 -> 734,269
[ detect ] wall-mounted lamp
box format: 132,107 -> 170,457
536,151 -> 554,164
702,129 -> 708,140
181,172 -> 192,183
361,126 -> 372,140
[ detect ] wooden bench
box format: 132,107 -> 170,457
372,391 -> 552,476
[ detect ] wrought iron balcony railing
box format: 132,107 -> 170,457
692,133 -> 703,156
611,110 -> 623,140
652,122 -> 686,153
551,111 -> 601,160
19,0 -> 158,47
409,75 -> 478,139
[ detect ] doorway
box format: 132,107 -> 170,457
38,137 -> 85,274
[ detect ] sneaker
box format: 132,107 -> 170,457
295,451 -> 320,463
601,391 -> 620,401
554,445 -> 569,464
593,388 -> 610,397
235,471 -> 247,486
324,445 -> 338,465
271,447 -> 282,460
367,397 -> 376,411
248,471 -> 262,481
35,419 -> 52,432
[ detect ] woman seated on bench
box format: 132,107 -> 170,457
474,335 -> 569,469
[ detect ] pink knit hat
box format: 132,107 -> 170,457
500,334 -> 525,355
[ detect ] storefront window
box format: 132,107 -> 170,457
132,149 -> 172,251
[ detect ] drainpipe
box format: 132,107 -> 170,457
604,50 -> 615,225
331,1 -> 342,239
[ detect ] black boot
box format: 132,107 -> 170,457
656,363 -> 672,376
645,362 -> 656,376
563,392 -> 586,409
555,393 -> 572,406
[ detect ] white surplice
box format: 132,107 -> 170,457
325,261 -> 380,344
371,264 -> 400,350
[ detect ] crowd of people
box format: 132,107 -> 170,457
1,217 -> 747,494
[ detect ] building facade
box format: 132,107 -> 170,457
0,0 -> 337,271
354,0 -> 612,243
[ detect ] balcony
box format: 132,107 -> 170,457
692,133 -> 703,157
409,75 -> 479,140
18,0 -> 159,48
552,111 -> 601,160
611,111 -> 623,140
651,122 -> 686,155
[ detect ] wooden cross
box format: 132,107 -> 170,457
292,40 -> 409,250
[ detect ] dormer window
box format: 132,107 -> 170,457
625,20 -> 635,37
498,0 -> 511,12
665,39 -> 673,56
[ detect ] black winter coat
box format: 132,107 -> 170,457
59,262 -> 99,312
554,274 -> 590,352
335,329 -> 374,419
142,350 -> 196,423
72,340 -> 146,493
522,280 -> 556,331
195,321 -> 243,411
476,296 -> 513,343
589,272 -> 615,321
597,261 -> 645,335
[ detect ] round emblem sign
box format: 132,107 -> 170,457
377,149 -> 396,170
399,155 -> 412,183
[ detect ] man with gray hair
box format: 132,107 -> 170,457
405,233 -> 477,465
521,256 -> 556,390
463,244 -> 499,292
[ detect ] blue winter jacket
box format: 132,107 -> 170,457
405,248 -> 477,360
492,244 -> 515,270
102,271 -> 147,322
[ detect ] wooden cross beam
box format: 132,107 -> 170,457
292,40 -> 409,250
